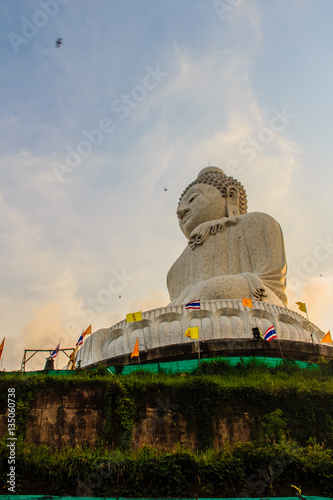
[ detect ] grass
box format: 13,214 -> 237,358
1,439 -> 332,496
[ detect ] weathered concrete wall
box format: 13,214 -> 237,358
132,408 -> 252,451
0,386 -> 254,450
25,387 -> 106,448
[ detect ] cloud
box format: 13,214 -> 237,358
2,303 -> 64,372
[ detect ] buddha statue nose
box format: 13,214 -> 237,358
177,202 -> 188,219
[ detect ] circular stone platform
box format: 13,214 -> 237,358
76,299 -> 330,368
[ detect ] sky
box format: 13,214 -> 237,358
1,0 -> 333,371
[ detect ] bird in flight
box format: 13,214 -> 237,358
163,187 -> 168,191
55,38 -> 63,48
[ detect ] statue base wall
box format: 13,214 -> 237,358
76,300 -> 330,368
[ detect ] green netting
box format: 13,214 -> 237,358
22,356 -> 319,376
107,356 -> 318,375
107,358 -> 201,375
24,370 -> 77,376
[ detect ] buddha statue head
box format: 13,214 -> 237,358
177,167 -> 247,239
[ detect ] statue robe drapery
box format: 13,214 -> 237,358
167,212 -> 287,307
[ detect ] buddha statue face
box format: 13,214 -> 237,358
177,167 -> 247,240
177,184 -> 228,239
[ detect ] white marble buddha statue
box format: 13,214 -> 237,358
167,167 -> 287,307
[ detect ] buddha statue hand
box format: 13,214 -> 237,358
188,216 -> 239,250
253,287 -> 268,301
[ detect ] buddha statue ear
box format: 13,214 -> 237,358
226,186 -> 240,217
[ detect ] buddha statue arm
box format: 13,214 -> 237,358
188,216 -> 239,249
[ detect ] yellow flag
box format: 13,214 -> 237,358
296,302 -> 307,313
131,338 -> 139,357
82,325 -> 92,338
184,327 -> 199,339
242,298 -> 253,309
0,338 -> 5,361
126,311 -> 142,323
321,331 -> 333,344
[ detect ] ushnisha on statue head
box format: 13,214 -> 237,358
177,166 -> 247,243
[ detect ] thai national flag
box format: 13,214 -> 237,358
76,334 -> 83,347
263,326 -> 277,342
50,343 -> 60,359
185,300 -> 201,310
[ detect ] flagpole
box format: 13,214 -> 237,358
56,341 -> 59,370
197,337 -> 200,365
276,335 -> 285,361
305,308 -> 314,343
198,307 -> 202,366
184,300 -> 201,366
297,302 -> 313,344
306,310 -> 314,344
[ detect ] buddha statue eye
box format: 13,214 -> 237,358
188,193 -> 199,203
